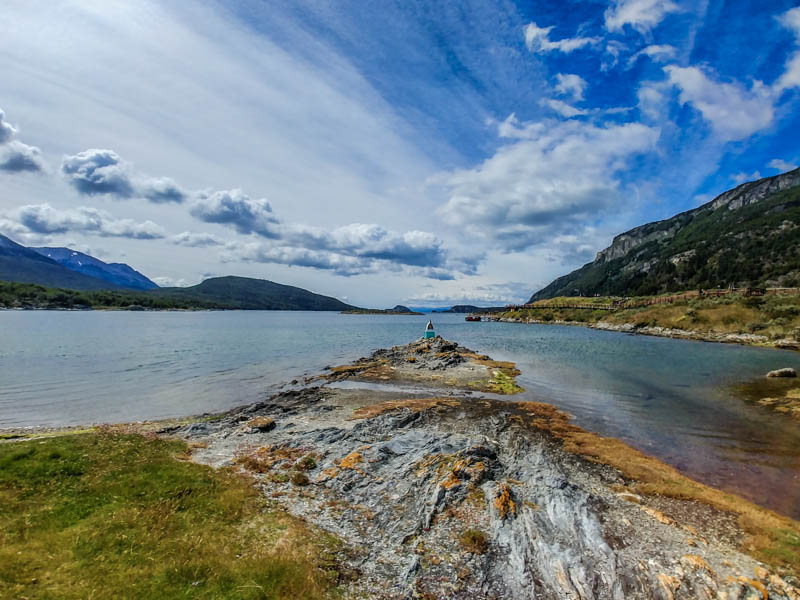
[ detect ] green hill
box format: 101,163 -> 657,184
151,276 -> 355,311
531,169 -> 800,301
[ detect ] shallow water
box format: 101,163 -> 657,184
2,310 -> 800,518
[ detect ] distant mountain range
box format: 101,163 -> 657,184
32,247 -> 158,290
0,234 -> 128,291
531,169 -> 800,301
0,233 -> 355,311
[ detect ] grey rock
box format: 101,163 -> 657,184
766,367 -> 797,378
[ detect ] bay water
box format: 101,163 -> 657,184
2,310 -> 800,518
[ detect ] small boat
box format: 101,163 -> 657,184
465,315 -> 481,322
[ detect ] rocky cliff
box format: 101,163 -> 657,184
532,169 -> 800,300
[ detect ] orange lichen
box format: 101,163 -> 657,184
494,483 -> 516,519
680,554 -> 714,575
234,444 -> 302,473
339,451 -> 363,469
737,576 -> 769,600
642,506 -> 673,525
657,573 -> 680,600
246,416 -> 276,431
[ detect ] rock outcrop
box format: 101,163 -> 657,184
175,339 -> 800,599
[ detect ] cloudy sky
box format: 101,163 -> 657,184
1,0 -> 798,307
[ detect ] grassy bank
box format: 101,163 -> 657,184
498,292 -> 800,342
0,430 -> 342,599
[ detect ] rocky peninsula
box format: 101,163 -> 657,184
173,337 -> 800,599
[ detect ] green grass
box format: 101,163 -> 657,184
0,432 -> 342,599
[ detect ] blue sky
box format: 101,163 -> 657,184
1,0 -> 798,306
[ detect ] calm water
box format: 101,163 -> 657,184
3,310 -> 800,518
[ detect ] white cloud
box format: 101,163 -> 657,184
605,0 -> 680,34
524,23 -> 600,54
190,189 -> 280,238
0,107 -> 45,173
0,109 -> 17,144
775,7 -> 800,93
436,116 -> 659,253
151,276 -> 191,287
637,80 -> 671,120
171,231 -> 225,247
0,141 -> 46,173
732,171 -> 761,184
768,158 -> 798,172
554,73 -> 588,101
540,99 -> 588,118
8,203 -> 165,239
61,149 -> 188,202
627,44 -> 676,67
665,66 -> 774,141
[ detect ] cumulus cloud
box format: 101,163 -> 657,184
140,177 -> 188,204
436,115 -> 659,253
279,223 -> 448,269
768,158 -> 798,172
9,203 -> 165,239
0,141 -> 46,173
221,242 -> 381,277
190,189 -> 280,238
0,109 -> 17,144
605,0 -> 680,34
172,231 -> 225,247
524,23 -> 599,54
0,108 -> 45,173
665,66 -> 774,141
406,281 -> 531,307
218,220 -> 477,279
554,74 -> 588,101
61,149 -> 189,202
61,149 -> 135,197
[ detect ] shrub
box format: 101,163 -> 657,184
296,456 -> 317,471
459,529 -> 488,554
291,472 -> 310,486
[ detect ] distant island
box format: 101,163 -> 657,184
341,304 -> 423,315
433,304 -> 505,313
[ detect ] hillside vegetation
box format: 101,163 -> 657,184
499,292 -> 800,342
151,276 -> 355,311
532,169 -> 800,300
0,276 -> 357,311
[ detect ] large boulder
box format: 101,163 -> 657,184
766,368 -> 797,378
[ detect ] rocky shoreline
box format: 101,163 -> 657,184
491,316 -> 800,351
171,337 -> 799,599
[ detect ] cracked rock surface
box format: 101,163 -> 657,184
175,339 -> 800,600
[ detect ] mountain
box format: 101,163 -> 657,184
32,247 -> 158,290
531,169 -> 800,301
151,276 -> 355,311
0,234 -> 123,290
